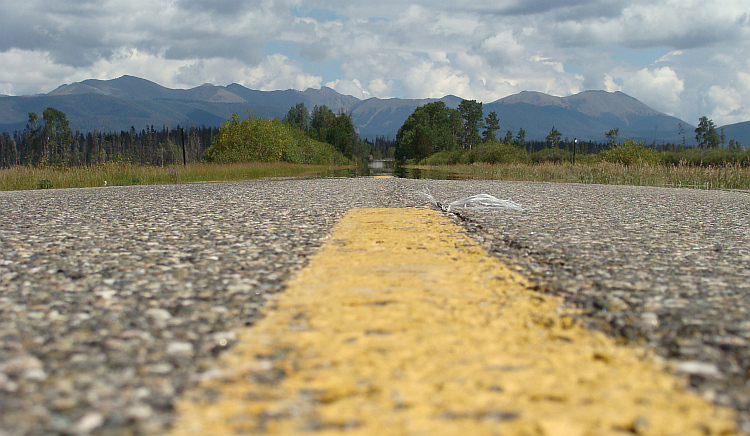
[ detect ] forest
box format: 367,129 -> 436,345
0,106 -> 394,169
0,107 -> 216,168
395,100 -> 750,167
2,102 -> 747,170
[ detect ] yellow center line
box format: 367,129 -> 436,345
170,208 -> 738,435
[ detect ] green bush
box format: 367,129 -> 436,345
462,141 -> 528,164
420,150 -> 464,165
203,113 -> 350,166
667,148 -> 750,167
531,148 -> 572,163
599,140 -> 661,166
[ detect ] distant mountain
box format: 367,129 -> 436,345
49,75 -> 176,100
2,75 -> 747,145
720,121 -> 750,147
484,90 -> 687,143
351,95 -> 463,138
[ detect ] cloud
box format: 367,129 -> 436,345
705,72 -> 750,126
2,0 -> 750,126
622,67 -> 684,115
367,79 -> 394,98
226,54 -> 323,91
0,49 -> 77,95
325,79 -> 370,99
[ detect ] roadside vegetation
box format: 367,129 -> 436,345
0,106 -> 361,191
0,162 -> 348,191
397,100 -> 750,190
2,102 -> 749,191
409,161 -> 750,191
202,113 -> 350,166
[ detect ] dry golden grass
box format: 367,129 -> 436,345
0,162 -> 351,191
410,161 -> 750,191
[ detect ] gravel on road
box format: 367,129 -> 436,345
421,180 -> 750,431
1,178 -> 750,434
0,179 -> 413,435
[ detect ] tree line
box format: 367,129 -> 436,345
2,102 -> 743,170
395,98 -> 745,166
281,103 -> 397,161
0,108 -> 217,169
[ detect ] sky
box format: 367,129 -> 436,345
1,0 -> 749,126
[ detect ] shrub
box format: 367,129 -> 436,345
670,148 -> 750,167
599,139 -> 661,166
463,141 -> 528,164
420,150 -> 464,165
530,148 -> 572,163
203,113 -> 350,166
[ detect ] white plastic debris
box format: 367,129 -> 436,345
418,188 -> 529,212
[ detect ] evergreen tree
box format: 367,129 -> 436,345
458,99 -> 484,150
482,111 -> 500,142
605,128 -> 619,147
309,105 -> 337,143
282,103 -> 310,131
516,128 -> 527,149
546,126 -> 562,148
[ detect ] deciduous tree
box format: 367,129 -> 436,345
395,101 -> 460,162
695,116 -> 720,149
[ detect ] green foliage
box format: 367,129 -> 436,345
458,99 -> 484,150
662,147 -> 750,167
395,101 -> 461,162
1,162 -> 350,191
695,116 -> 720,149
605,128 -> 619,146
306,106 -> 357,158
531,147 -> 572,163
599,139 -> 661,166
24,108 -> 74,166
515,128 -> 527,147
282,103 -> 310,131
545,126 -> 562,148
420,150 -> 464,166
203,113 -> 350,166
482,111 -> 500,142
462,141 -> 528,164
420,141 -> 527,165
309,106 -> 337,142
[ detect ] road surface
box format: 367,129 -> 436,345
1,178 -> 749,434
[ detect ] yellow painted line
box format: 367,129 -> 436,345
170,208 -> 738,435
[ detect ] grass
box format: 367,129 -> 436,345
4,160 -> 749,192
0,162 -> 352,191
409,161 -> 750,191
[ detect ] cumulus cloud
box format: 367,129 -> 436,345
622,67 -> 685,115
706,72 -> 750,126
325,79 -> 371,99
235,54 -> 322,91
1,0 -> 750,125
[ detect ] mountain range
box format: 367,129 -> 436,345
1,75 -> 748,146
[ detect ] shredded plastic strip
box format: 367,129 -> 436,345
418,188 -> 529,212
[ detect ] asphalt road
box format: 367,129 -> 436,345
1,177 -> 749,434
